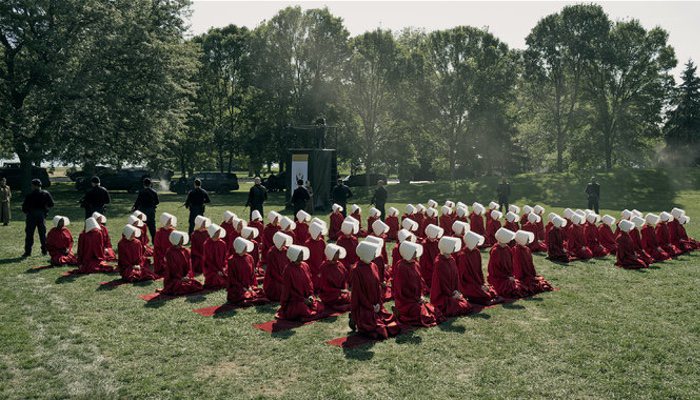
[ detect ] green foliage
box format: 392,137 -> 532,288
663,60 -> 700,166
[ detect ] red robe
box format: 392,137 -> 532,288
655,223 -> 682,257
567,224 -> 593,260
276,261 -> 321,321
487,244 -> 526,298
304,236 -> 326,289
386,215 -> 399,241
77,230 -> 113,274
615,232 -> 648,269
263,246 -> 288,302
98,223 -> 116,261
349,261 -> 400,339
584,222 -> 609,258
46,227 -> 78,265
294,222 -> 310,245
248,219 -> 264,235
329,212 -> 344,241
153,227 -> 174,276
484,218 -> 501,247
261,223 -> 280,261
336,235 -> 359,269
504,220 -> 520,234
227,252 -> 264,304
598,224 -> 618,254
456,248 -> 498,305
136,224 -> 153,257
641,225 -> 670,262
190,229 -> 209,275
318,260 -> 351,312
413,214 -> 426,239
544,222 -> 554,248
351,210 -> 363,231
162,246 -> 203,295
393,259 -> 444,327
117,238 -> 157,282
469,212 -> 486,236
535,219 -> 546,242
430,255 -> 472,316
202,238 -> 228,289
439,214 -> 455,236
249,239 -> 262,277
511,244 -> 553,295
547,227 -> 570,263
418,238 -> 439,289
221,221 -> 236,253
668,220 -> 699,252
630,229 -> 654,265
521,221 -> 547,252
367,216 -> 379,234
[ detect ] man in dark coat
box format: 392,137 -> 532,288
290,179 -> 311,215
370,180 -> 388,221
185,178 -> 211,235
246,177 -> 268,219
496,178 -> 511,213
585,177 -> 600,214
22,179 -> 54,257
331,179 -> 353,217
131,178 -> 160,240
80,176 -> 111,218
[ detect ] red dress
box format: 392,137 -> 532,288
336,235 -> 359,269
615,232 -> 648,269
456,247 -> 498,305
469,212 -> 486,236
419,239 -> 439,289
202,238 -> 228,289
630,229 -> 654,265
547,228 -> 571,263
98,223 -> 117,261
227,253 -> 265,304
162,246 -> 203,295
304,237 -> 326,289
136,224 -> 153,257
487,244 -> 526,298
117,238 -> 157,282
511,244 -> 553,295
221,221 -> 236,253
367,216 -> 379,233
598,224 -> 617,254
77,230 -> 113,274
484,219 -> 501,247
261,223 -> 280,261
535,219 -> 546,242
153,227 -> 174,276
190,229 -> 209,275
329,212 -> 344,241
668,220 -> 699,252
567,224 -> 593,260
641,225 -> 670,262
439,214 -> 455,236
386,215 -> 399,241
294,222 -> 310,245
655,223 -> 682,257
46,227 -> 78,265
430,255 -> 472,316
275,261 -> 321,321
263,246 -> 288,302
318,260 -> 351,312
393,259 -> 444,327
584,222 -> 609,257
521,222 -> 547,252
349,261 -> 400,339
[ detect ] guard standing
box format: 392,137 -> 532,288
496,178 -> 511,213
585,177 -> 600,214
185,178 -> 211,234
291,179 -> 311,215
331,179 -> 353,217
246,177 -> 268,219
370,180 -> 388,221
131,178 -> 160,240
0,177 -> 11,226
80,176 -> 111,218
21,179 -> 54,257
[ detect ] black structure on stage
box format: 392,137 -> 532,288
285,149 -> 337,213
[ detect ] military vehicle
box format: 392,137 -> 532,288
169,172 -> 240,195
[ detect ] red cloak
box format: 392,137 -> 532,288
469,212 -> 486,236
220,221 -> 236,253
318,260 -> 351,311
117,237 -> 157,282
655,223 -> 682,257
263,246 -> 288,302
456,247 -> 498,305
162,246 -> 203,295
547,227 -> 571,263
567,224 -> 593,260
329,212 -> 344,241
521,221 -> 547,252
367,216 -> 379,234
153,227 -> 174,276
294,222 -> 310,245
77,230 -> 113,274
484,218 -> 501,247
393,259 -> 444,327
136,224 -> 153,257
630,229 -> 655,265
349,261 -> 400,339
430,255 -> 472,316
336,235 -> 359,269
386,215 -> 399,241
615,232 -> 648,269
202,238 -> 228,289
584,222 -> 609,258
668,219 -> 699,252
511,244 -> 553,295
597,224 -> 618,254
261,223 -> 280,259
190,229 -> 209,276
487,244 -> 526,298
418,238 -> 439,289
98,223 -> 116,261
46,227 -> 78,265
641,225 -> 671,262
275,261 -> 321,321
304,236 -> 326,289
227,252 -> 264,304
439,214 -> 455,236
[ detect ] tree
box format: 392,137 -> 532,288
664,60 -> 700,165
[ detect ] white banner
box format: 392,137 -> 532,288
290,153 -> 309,189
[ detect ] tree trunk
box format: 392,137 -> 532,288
556,126 -> 564,172
18,153 -> 34,195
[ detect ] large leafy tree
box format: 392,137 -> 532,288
663,60 -> 700,165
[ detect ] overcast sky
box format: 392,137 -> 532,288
189,1 -> 700,80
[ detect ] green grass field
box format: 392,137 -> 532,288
1,169 -> 698,399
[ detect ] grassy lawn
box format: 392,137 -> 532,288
0,169 -> 698,399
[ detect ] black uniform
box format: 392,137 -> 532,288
81,185 -> 111,218
586,182 -> 600,214
371,186 -> 388,221
185,187 -> 211,234
496,182 -> 511,213
246,184 -> 268,219
291,186 -> 311,215
331,183 -> 353,217
133,187 -> 160,240
22,188 -> 54,255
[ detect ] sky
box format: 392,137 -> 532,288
188,0 -> 700,80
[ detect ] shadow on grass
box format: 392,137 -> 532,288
270,330 -> 296,340
501,302 -> 525,310
438,318 -> 466,334
343,345 -> 375,361
395,330 -> 422,345
1,256 -> 28,265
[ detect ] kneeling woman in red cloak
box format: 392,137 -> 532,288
512,230 -> 553,295
162,231 -> 203,295
264,232 -> 293,302
77,217 -> 114,274
547,216 -> 571,263
202,223 -> 228,289
227,237 -> 266,304
457,231 -> 500,305
393,241 -> 444,327
318,243 -> 351,312
567,213 -> 593,260
487,228 -> 527,298
430,236 -> 472,317
46,216 -> 78,266
275,245 -> 322,321
117,225 -> 157,282
92,212 -> 116,262
615,220 -> 648,269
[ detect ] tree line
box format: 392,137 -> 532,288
1,1 -> 698,192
